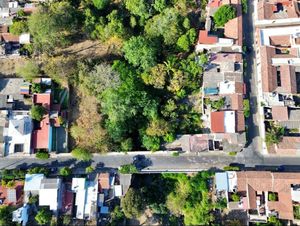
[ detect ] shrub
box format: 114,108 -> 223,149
27,167 -> 50,176
268,192 -> 278,201
59,167 -> 71,177
294,205 -> 300,219
30,105 -> 46,121
172,152 -> 180,157
28,195 -> 39,204
119,164 -> 138,174
231,193 -> 240,202
35,208 -> 52,225
243,99 -> 250,118
265,123 -> 284,147
228,151 -> 237,156
223,166 -> 240,171
6,180 -> 15,188
36,150 -> 49,159
242,0 -> 248,14
71,148 -> 92,161
213,5 -> 237,27
85,166 -> 94,174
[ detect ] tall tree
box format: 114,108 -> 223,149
123,36 -> 157,70
124,0 -> 151,19
121,188 -> 145,218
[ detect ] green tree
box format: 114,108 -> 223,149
28,195 -> 39,204
78,63 -> 120,98
121,188 -> 144,218
231,193 -> 240,202
265,123 -> 284,147
213,5 -> 237,27
124,0 -> 151,19
123,36 -> 157,70
28,2 -> 78,52
36,150 -> 50,160
85,165 -> 94,173
119,164 -> 138,174
145,8 -> 184,45
142,135 -> 160,151
27,167 -> 50,176
0,206 -> 15,226
153,0 -> 167,13
16,60 -> 40,81
94,10 -> 129,41
30,105 -> 46,121
146,118 -> 170,137
176,28 -> 196,52
59,167 -> 72,177
120,138 -> 133,152
62,215 -> 71,225
92,0 -> 110,9
141,64 -> 168,89
243,99 -> 250,118
71,148 -> 92,161
110,206 -> 125,226
9,20 -> 28,35
35,208 -> 52,225
17,9 -> 26,17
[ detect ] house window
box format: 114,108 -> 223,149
277,68 -> 282,87
14,144 -> 24,153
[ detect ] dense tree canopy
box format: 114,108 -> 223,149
124,0 -> 152,19
145,8 -> 184,45
30,105 -> 46,121
35,208 -> 52,225
71,148 -> 93,161
9,20 -> 28,35
123,36 -> 157,70
28,1 -> 79,52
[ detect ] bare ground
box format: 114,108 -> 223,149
0,57 -> 27,77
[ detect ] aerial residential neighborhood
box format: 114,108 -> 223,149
1,0 -> 300,225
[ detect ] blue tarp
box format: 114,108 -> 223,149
204,87 -> 218,95
215,172 -> 228,191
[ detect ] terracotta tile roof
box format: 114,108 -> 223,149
236,171 -> 300,220
260,46 -> 277,92
98,173 -> 110,190
275,136 -> 300,154
277,65 -> 297,93
272,106 -> 289,121
235,82 -> 244,94
269,35 -> 291,46
0,25 -> 8,33
211,53 -> 243,63
257,0 -> 300,20
236,111 -> 245,132
0,181 -> 24,206
211,111 -> 225,133
224,0 -> 243,46
229,93 -> 243,111
31,115 -> 50,150
1,33 -> 19,43
198,30 -> 218,44
33,93 -> 51,111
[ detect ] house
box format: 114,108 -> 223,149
39,178 -> 62,212
210,111 -> 245,133
23,174 -> 44,198
12,204 -> 29,226
71,177 -> 98,220
3,111 -> 32,156
196,0 -> 243,52
0,180 -> 23,205
256,0 -> 300,27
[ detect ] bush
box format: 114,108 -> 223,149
242,0 -> 248,14
119,164 -> 138,174
223,166 -> 240,171
228,151 -> 237,156
243,99 -> 250,118
265,123 -> 284,147
36,150 -> 50,159
16,60 -> 40,81
28,195 -> 39,204
268,192 -> 278,201
27,167 -> 50,176
59,167 -> 72,177
213,5 -> 237,27
294,205 -> 300,219
231,193 -> 240,202
35,208 -> 52,225
62,215 -> 71,225
172,152 -> 179,157
85,166 -> 94,174
71,148 -> 92,162
30,105 -> 46,121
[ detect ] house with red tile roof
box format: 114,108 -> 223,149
215,171 -> 300,224
196,0 -> 243,52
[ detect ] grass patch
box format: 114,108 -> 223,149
172,151 -> 180,157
